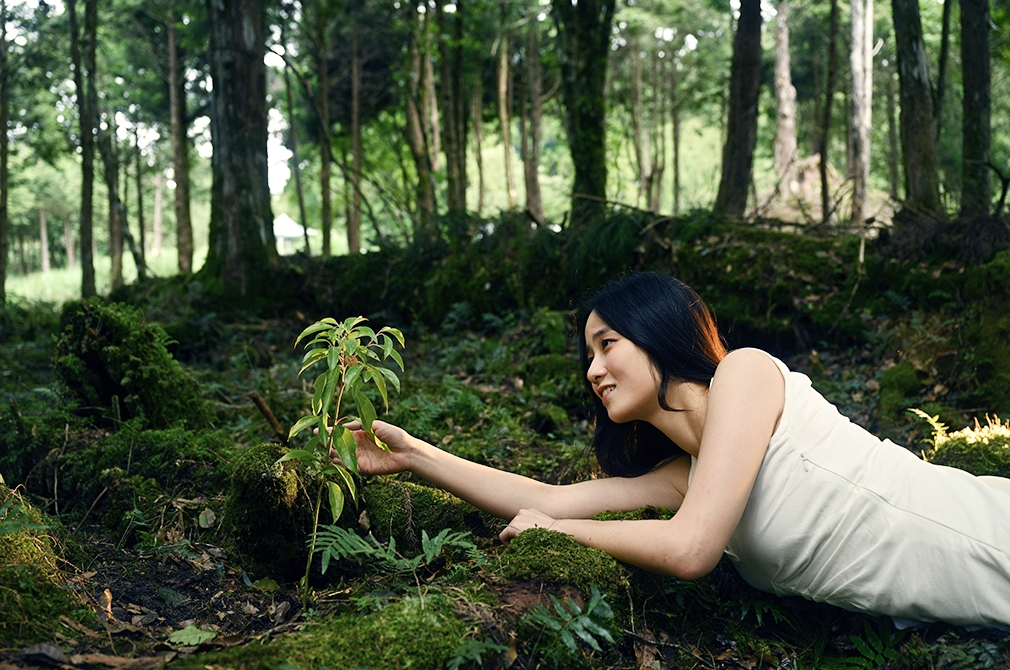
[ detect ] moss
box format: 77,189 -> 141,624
529,403 -> 572,434
498,528 -> 627,603
364,478 -> 499,552
592,506 -> 675,522
925,416 -> 1010,478
524,353 -> 581,388
879,362 -> 920,417
52,299 -> 212,429
173,594 -> 469,670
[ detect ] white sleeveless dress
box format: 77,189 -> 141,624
700,350 -> 1010,627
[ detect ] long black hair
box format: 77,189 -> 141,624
578,273 -> 727,477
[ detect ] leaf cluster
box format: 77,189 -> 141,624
524,584 -> 616,655
312,525 -> 476,577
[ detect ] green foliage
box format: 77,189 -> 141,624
879,361 -> 921,417
0,565 -> 92,646
170,625 -> 217,646
52,299 -> 212,429
842,620 -> 905,669
0,497 -> 48,537
447,637 -> 510,670
312,525 -> 476,577
917,413 -> 1010,478
521,585 -> 617,666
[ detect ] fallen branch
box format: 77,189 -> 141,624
249,392 -> 287,443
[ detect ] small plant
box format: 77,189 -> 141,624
279,316 -> 404,604
0,495 -> 48,537
524,585 -> 616,656
447,636 -> 510,669
313,525 -> 476,577
843,619 -> 905,670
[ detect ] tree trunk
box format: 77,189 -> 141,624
849,0 -> 873,225
648,50 -> 665,213
203,0 -> 276,296
713,0 -> 762,219
98,130 -> 124,289
672,75 -> 681,217
421,19 -> 441,174
960,0 -> 990,217
773,0 -> 798,178
818,0 -> 839,224
349,36 -> 362,254
39,210 -> 49,273
0,0 -> 7,307
552,0 -> 615,223
892,0 -> 942,215
153,170 -> 163,257
70,0 -> 97,297
281,10 -> 310,254
135,129 -> 147,270
524,24 -> 544,224
437,0 -> 468,214
405,9 -> 437,242
473,80 -> 485,216
934,0 -> 952,143
167,5 -> 193,274
886,63 -> 899,198
630,39 -> 650,208
497,32 -> 516,210
316,7 -> 333,256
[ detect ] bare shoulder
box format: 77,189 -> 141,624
709,349 -> 784,431
713,348 -> 784,386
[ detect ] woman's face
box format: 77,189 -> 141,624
584,311 -> 662,424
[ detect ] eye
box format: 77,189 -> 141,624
600,338 -> 615,350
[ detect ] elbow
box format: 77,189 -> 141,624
662,544 -> 722,581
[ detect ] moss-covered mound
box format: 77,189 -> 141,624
364,477 -> 499,552
53,299 -> 212,429
0,485 -> 91,645
924,416 -> 1010,478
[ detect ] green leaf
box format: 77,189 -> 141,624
276,449 -> 313,464
380,326 -> 405,347
288,415 -> 319,440
381,336 -> 393,358
335,427 -> 359,475
377,366 -> 401,395
299,347 -> 328,374
295,322 -> 332,347
388,347 -> 404,373
343,316 -> 366,331
371,369 -> 389,407
312,372 -> 327,414
560,629 -> 577,653
169,625 -> 216,646
327,346 -> 340,371
357,326 -> 376,341
344,364 -> 364,392
336,464 -> 357,501
355,391 -> 377,433
327,481 -> 344,524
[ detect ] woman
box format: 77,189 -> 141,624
337,272 -> 1010,628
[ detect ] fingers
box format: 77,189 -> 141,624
499,524 -> 519,544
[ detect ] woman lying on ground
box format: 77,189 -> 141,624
335,272 -> 1010,629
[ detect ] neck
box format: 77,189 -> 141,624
648,381 -> 708,456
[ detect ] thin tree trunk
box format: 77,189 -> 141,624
0,0 -> 7,306
349,35 -> 362,254
39,209 -> 49,272
438,0 -> 468,214
524,24 -> 544,224
422,23 -> 441,173
167,5 -> 193,274
934,0 -> 953,143
892,0 -> 942,215
773,0 -> 798,179
497,32 -> 516,209
135,128 -> 146,269
318,11 -> 333,256
98,130 -> 124,289
405,9 -> 437,242
70,0 -> 97,297
713,0 -> 763,219
630,39 -> 649,208
886,64 -> 899,198
672,67 -> 681,217
153,170 -> 163,257
64,216 -> 76,267
649,49 -> 665,213
960,0 -> 990,217
281,10 -> 310,254
473,80 -> 485,215
849,0 -> 873,225
818,0 -> 839,224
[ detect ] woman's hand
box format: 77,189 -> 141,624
499,508 -> 560,544
331,419 -> 415,476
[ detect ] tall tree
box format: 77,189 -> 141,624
348,33 -> 362,253
497,27 -> 517,210
0,0 -> 7,308
166,4 -> 194,273
713,0 -> 762,219
892,0 -> 942,216
773,0 -> 798,179
437,0 -> 468,214
960,0 -> 990,218
404,7 -> 437,241
521,20 -> 545,224
202,0 -> 276,295
817,0 -> 839,223
70,0 -> 98,298
849,0 -> 873,225
552,0 -> 615,223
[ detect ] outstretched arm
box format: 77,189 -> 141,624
502,349 -> 784,580
338,420 -> 689,522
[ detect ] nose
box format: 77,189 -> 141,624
587,356 -> 604,382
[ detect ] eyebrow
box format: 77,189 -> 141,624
590,327 -> 611,342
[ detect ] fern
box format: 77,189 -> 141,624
0,496 -> 47,537
525,585 -> 615,654
312,525 -> 476,575
844,620 -> 905,670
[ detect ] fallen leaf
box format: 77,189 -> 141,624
198,508 -> 216,529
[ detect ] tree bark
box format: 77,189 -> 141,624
714,0 -> 763,219
672,65 -> 681,217
886,63 -> 899,198
892,0 -> 942,215
773,0 -> 798,179
281,7 -> 310,254
473,79 -> 485,216
648,50 -> 665,213
934,0 -> 952,143
960,0 -> 990,217
349,35 -> 362,254
523,23 -> 544,224
64,215 -> 76,268
70,0 -> 98,298
849,0 -> 873,225
315,2 -> 334,256
97,130 -> 124,289
497,31 -> 516,210
552,0 -> 615,223
135,129 -> 147,270
630,38 -> 650,209
153,170 -> 163,257
39,210 -> 49,273
167,5 -> 193,274
422,27 -> 441,173
817,0 -> 839,224
437,0 -> 468,214
203,0 -> 276,296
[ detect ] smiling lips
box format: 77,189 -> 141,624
598,385 -> 615,402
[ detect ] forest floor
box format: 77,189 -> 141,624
2,300 -> 1009,669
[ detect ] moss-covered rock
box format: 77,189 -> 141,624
924,416 -> 1010,478
364,477 -> 498,552
498,528 -> 627,603
592,506 -> 675,522
53,299 -> 212,429
879,361 -> 920,417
